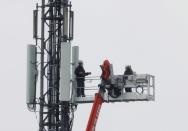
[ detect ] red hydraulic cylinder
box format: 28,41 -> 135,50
86,92 -> 103,131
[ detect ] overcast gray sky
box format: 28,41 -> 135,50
0,0 -> 188,131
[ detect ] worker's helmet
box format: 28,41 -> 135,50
78,60 -> 83,65
125,65 -> 131,70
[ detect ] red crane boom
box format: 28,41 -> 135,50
86,91 -> 104,131
86,60 -> 111,131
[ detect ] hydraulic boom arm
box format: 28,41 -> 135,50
86,91 -> 104,131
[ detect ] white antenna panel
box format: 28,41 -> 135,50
26,44 -> 37,104
60,42 -> 71,101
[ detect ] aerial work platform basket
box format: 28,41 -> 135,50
72,74 -> 155,104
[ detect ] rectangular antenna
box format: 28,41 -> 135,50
60,43 -> 71,101
26,44 -> 37,105
69,11 -> 74,40
63,7 -> 69,39
33,10 -> 38,38
71,46 -> 79,102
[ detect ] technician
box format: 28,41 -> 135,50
123,65 -> 134,92
75,60 -> 91,97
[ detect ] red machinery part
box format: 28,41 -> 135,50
101,60 -> 111,81
86,60 -> 110,131
86,93 -> 103,131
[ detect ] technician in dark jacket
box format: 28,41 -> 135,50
75,60 -> 91,97
124,65 -> 133,92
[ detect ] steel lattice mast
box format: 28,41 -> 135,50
34,0 -> 74,131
